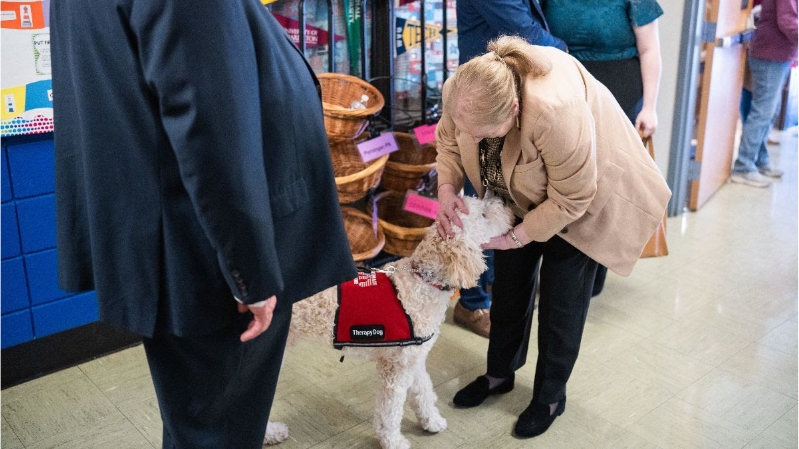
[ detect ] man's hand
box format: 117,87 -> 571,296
238,295 -> 277,342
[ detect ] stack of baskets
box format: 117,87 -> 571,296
318,73 -> 384,141
329,134 -> 387,204
340,207 -> 385,262
319,73 -> 386,261
319,73 -> 387,205
374,132 -> 438,257
381,132 -> 438,192
371,190 -> 435,257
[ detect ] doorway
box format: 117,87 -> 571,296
668,0 -> 754,215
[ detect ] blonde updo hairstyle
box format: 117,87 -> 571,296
445,35 -> 552,130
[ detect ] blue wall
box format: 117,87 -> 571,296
1,133 -> 98,349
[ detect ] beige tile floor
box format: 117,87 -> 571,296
3,130 -> 797,448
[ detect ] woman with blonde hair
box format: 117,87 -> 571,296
435,35 -> 671,438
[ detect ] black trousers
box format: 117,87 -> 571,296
487,234 -> 597,405
143,304 -> 292,449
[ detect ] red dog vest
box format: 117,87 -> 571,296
333,271 -> 432,349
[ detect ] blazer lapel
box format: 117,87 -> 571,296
500,125 -> 522,204
461,136 -> 484,197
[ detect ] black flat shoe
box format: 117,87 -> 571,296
453,374 -> 515,408
514,398 -> 566,438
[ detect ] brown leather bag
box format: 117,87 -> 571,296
640,133 -> 669,258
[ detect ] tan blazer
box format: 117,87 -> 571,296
436,45 -> 671,276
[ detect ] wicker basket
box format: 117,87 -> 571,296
341,206 -> 385,262
372,191 -> 435,257
318,73 -> 385,140
328,132 -> 370,160
332,149 -> 389,204
381,132 -> 438,192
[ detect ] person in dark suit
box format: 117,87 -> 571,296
50,1 -> 357,448
452,0 -> 567,338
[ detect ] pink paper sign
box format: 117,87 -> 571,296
403,191 -> 439,220
412,123 -> 437,145
357,133 -> 399,162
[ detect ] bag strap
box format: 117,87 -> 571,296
638,129 -> 655,160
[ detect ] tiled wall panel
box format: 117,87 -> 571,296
1,135 -> 99,347
25,249 -> 72,305
2,310 -> 34,349
16,194 -> 56,253
6,139 -> 56,199
32,292 -> 99,338
2,202 -> 20,259
2,257 -> 29,314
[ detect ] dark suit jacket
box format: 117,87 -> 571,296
457,0 -> 568,64
51,0 -> 357,338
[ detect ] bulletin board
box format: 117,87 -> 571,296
1,0 -> 53,137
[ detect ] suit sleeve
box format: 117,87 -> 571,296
479,0 -> 567,50
520,95 -> 597,242
130,0 -> 282,304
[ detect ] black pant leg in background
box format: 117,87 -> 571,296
143,304 -> 292,449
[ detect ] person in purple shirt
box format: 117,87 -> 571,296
731,0 -> 798,187
453,0 -> 567,339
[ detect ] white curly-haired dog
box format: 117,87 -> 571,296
265,195 -> 513,449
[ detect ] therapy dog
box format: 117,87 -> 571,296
265,196 -> 513,449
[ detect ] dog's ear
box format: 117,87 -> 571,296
412,228 -> 487,289
439,234 -> 487,289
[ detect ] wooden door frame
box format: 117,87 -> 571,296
669,0 -> 752,215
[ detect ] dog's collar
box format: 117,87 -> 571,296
364,264 -> 454,291
413,271 -> 453,291
410,262 -> 453,291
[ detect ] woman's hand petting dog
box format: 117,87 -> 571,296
435,183 -> 468,239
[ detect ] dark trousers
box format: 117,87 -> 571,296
487,234 -> 597,405
143,304 -> 292,449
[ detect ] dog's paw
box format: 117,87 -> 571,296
421,414 -> 447,433
264,421 -> 289,445
380,435 -> 411,449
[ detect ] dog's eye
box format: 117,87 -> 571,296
481,212 -> 486,218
